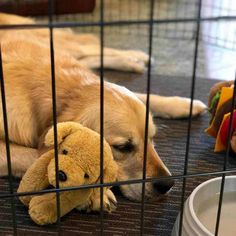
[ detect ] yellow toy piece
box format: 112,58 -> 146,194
214,112 -> 230,152
206,86 -> 233,138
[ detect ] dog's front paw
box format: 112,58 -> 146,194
172,97 -> 207,118
121,50 -> 150,65
103,188 -> 117,212
191,99 -> 208,117
117,50 -> 153,73
174,97 -> 207,118
156,97 -> 207,119
81,188 -> 117,213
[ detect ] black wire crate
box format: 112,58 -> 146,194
0,0 -> 236,235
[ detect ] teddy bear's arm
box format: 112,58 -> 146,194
29,189 -> 92,225
17,150 -> 54,206
29,187 -> 117,225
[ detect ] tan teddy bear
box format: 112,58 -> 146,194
17,122 -> 118,225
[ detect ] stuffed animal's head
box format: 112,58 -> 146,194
45,122 -> 118,188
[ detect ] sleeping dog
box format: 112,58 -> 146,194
0,13 -> 206,202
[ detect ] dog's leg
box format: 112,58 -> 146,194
76,44 -> 149,62
76,45 -> 149,73
54,33 -> 149,73
0,141 -> 38,177
135,93 -> 207,118
78,55 -> 147,73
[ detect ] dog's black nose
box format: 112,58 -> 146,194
153,179 -> 175,194
58,170 -> 67,182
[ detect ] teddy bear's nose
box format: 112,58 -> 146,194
58,170 -> 67,182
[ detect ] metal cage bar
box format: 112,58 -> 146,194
0,0 -> 236,235
99,0 -> 105,234
0,15 -> 236,31
178,0 -> 202,235
48,0 -> 61,233
1,168 -> 236,200
0,46 -> 17,235
140,0 -> 154,235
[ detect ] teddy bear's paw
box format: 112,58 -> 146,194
19,195 -> 32,206
29,196 -> 56,225
29,206 -> 51,225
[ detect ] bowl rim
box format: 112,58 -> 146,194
188,175 -> 236,236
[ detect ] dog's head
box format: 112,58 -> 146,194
77,82 -> 174,201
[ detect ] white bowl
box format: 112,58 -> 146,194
172,176 -> 236,236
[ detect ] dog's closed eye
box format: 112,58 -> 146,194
112,141 -> 135,153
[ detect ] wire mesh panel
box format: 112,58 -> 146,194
0,0 -> 236,235
202,0 -> 236,51
52,0 -> 199,41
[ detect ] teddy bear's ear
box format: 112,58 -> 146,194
104,160 -> 118,183
44,122 -> 83,147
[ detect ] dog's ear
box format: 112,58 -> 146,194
103,159 -> 118,183
44,122 -> 83,147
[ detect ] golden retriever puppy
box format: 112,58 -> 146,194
0,13 -> 206,202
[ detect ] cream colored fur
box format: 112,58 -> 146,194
0,13 -> 206,201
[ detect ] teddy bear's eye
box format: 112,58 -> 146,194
84,173 -> 89,179
62,149 -> 68,155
